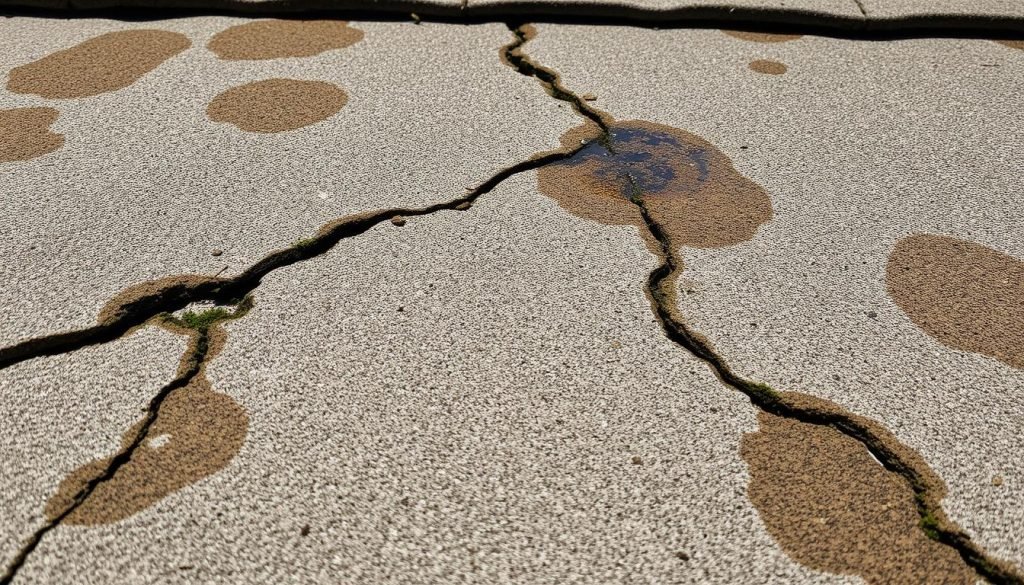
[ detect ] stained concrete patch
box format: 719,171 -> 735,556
208,20 -> 364,60
0,327 -> 185,569
749,59 -> 787,74
525,24 -> 1024,567
15,174 -> 846,585
0,107 -> 63,162
742,412 -> 975,584
6,30 -> 190,99
997,39 -> 1024,50
0,17 -> 577,346
537,119 -> 772,251
886,234 -> 1024,370
207,78 -> 348,133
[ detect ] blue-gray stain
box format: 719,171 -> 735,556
562,126 -> 710,198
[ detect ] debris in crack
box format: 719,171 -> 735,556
505,22 -> 1023,585
0,299 -> 250,585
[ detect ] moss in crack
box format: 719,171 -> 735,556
293,237 -> 317,250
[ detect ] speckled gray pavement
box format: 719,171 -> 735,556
528,23 -> 1024,567
2,8 -> 1024,585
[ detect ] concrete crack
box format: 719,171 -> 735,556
503,22 -> 1024,585
0,300 -> 250,585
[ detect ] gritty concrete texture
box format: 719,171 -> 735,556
0,326 -> 186,569
859,0 -> 1024,24
0,17 -> 577,346
466,0 -> 864,23
527,24 -> 1024,567
11,173 -> 848,585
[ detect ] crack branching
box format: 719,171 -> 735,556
0,300 -> 250,585
504,23 -> 1023,585
0,147 -> 582,373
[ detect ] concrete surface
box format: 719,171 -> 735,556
0,17 -> 576,346
0,327 -> 186,571
10,173 -> 851,584
528,23 -> 1024,567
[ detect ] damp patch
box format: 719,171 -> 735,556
0,107 -> 64,163
207,78 -> 347,133
749,59 -> 788,75
208,20 -> 364,60
6,30 -> 190,99
886,233 -> 1024,369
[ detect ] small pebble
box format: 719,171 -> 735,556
610,340 -> 622,349
300,524 -> 310,536
676,551 -> 690,561
867,311 -> 878,319
993,475 -> 1003,486
397,306 -> 405,312
391,216 -> 406,227
631,455 -> 643,465
211,249 -> 223,257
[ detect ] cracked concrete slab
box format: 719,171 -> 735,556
0,326 -> 186,572
0,16 -> 577,346
859,0 -> 1024,25
467,0 -> 865,23
526,23 -> 1024,569
11,173 -> 850,584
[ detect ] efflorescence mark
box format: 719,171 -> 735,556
208,20 -> 364,60
742,412 -> 976,584
0,107 -> 64,163
6,30 -> 190,99
207,78 -> 348,133
886,234 -> 1024,370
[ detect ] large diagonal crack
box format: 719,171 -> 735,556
502,22 -> 1024,585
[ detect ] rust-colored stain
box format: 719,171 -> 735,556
886,234 -> 1024,369
996,40 -> 1024,50
749,59 -> 787,75
741,412 -> 975,584
46,326 -> 247,524
97,275 -> 221,324
208,20 -> 364,60
6,30 -> 190,99
536,119 -> 772,251
723,30 -> 803,43
207,79 -> 347,133
0,107 -> 63,162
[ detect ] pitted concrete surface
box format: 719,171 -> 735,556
0,327 -> 185,569
527,24 -> 1024,567
0,17 -> 577,346
12,173 -> 848,585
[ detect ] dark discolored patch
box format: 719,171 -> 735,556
207,79 -> 347,133
536,119 -> 772,250
97,274 -> 222,324
886,234 -> 1024,369
6,30 -> 190,99
723,30 -> 803,43
0,107 -> 63,162
749,59 -> 788,75
208,20 -> 364,60
996,40 -> 1024,50
741,412 -> 976,584
45,376 -> 248,524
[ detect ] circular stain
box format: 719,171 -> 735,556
6,29 -> 190,99
0,107 -> 64,162
537,120 -> 772,250
207,79 -> 347,133
749,59 -> 788,75
208,20 -> 364,60
723,30 -> 803,43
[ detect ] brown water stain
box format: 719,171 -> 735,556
886,233 -> 1024,369
0,107 -> 63,162
536,119 -> 772,252
996,40 -> 1024,50
46,325 -> 247,525
97,274 -> 222,324
741,411 -> 976,584
208,20 -> 364,60
207,78 -> 347,133
723,30 -> 803,43
6,30 -> 190,99
749,59 -> 788,75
